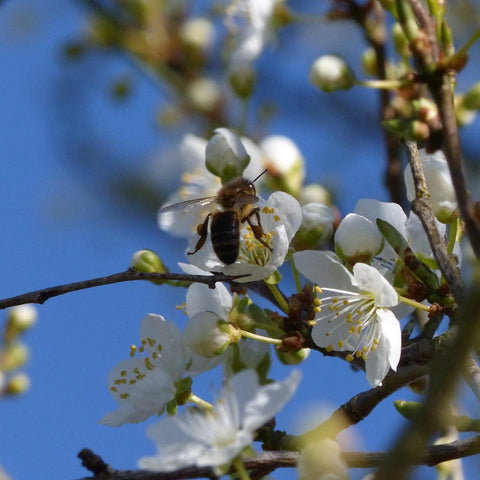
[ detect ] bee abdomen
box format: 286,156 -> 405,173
211,211 -> 239,265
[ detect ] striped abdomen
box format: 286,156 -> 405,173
211,211 -> 239,265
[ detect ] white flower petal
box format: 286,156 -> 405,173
293,250 -> 357,292
186,282 -> 232,318
352,263 -> 398,308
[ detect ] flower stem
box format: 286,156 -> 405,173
233,456 -> 251,480
189,394 -> 213,411
264,282 -> 290,314
355,79 -> 409,90
398,295 -> 431,312
447,219 -> 459,255
239,329 -> 282,346
290,257 -> 303,294
250,321 -> 284,335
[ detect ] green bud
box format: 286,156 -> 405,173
0,342 -> 29,371
394,399 -> 422,420
276,348 -> 310,365
406,120 -> 430,142
131,249 -> 168,285
5,373 -> 31,395
463,82 -> 480,110
229,66 -> 256,99
412,98 -> 439,123
362,48 -> 378,76
376,218 -> 410,259
440,20 -> 454,58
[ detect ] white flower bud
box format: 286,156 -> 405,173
404,149 -> 458,223
182,312 -> 240,358
309,55 -> 355,92
298,440 -> 349,480
294,203 -> 334,249
186,77 -> 221,113
7,304 -> 37,334
260,135 -> 305,195
0,342 -> 29,371
335,213 -> 383,264
179,17 -> 215,51
205,128 -> 250,181
299,183 -> 332,205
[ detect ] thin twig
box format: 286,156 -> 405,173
463,352 -> 480,402
403,140 -> 464,302
0,269 -> 248,310
76,436 -> 480,480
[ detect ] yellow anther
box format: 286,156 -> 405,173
133,368 -> 140,374
356,350 -> 363,358
147,337 -> 155,347
362,346 -> 368,352
332,298 -> 338,303
120,370 -> 127,377
314,306 -> 322,313
326,345 -> 334,352
346,313 -> 353,323
119,393 -> 130,400
274,214 -> 280,222
314,298 -> 321,306
110,386 -> 118,392
325,332 -> 330,337
362,353 -> 367,361
157,344 -> 162,352
337,340 -> 344,348
176,303 -> 186,310
307,320 -> 317,326
343,299 -> 349,305
139,346 -> 145,353
357,327 -> 362,334
373,338 -> 379,345
315,286 -> 323,294
349,326 -> 356,334
152,351 -> 158,359
129,345 -> 137,357
346,354 -> 354,362
370,344 -> 377,352
141,339 -> 147,345
129,379 -> 136,385
114,379 -> 123,385
144,357 -> 154,371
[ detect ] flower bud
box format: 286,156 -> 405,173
406,120 -> 430,142
463,82 -> 480,110
182,312 -> 240,357
186,77 -> 221,114
335,213 -> 384,265
294,203 -> 334,250
0,342 -> 29,371
297,439 -> 349,480
260,135 -> 305,195
362,48 -> 378,76
392,22 -> 410,57
309,55 -> 355,92
5,372 -> 31,396
299,184 -> 332,205
404,149 -> 458,223
412,98 -> 439,124
205,128 -> 251,182
276,348 -> 310,365
394,399 -> 422,420
6,304 -> 37,339
229,65 -> 256,99
131,249 -> 168,285
455,95 -> 477,127
179,17 -> 215,51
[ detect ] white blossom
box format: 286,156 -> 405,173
294,250 -> 401,387
138,369 -> 301,472
99,314 -> 188,426
187,191 -> 302,281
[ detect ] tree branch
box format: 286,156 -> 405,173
403,139 -> 464,302
77,435 -> 480,480
0,269 -> 248,310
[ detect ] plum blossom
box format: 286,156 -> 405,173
138,369 -> 301,472
187,191 -> 302,281
294,250 -> 401,387
100,314 -> 189,426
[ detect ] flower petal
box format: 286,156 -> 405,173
186,282 -> 232,318
352,263 -> 398,308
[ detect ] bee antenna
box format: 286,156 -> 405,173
252,169 -> 268,184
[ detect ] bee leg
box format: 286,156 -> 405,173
245,209 -> 273,252
188,214 -> 211,256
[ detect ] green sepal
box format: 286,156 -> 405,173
174,377 -> 192,406
166,400 -> 177,416
264,270 -> 282,285
256,352 -> 272,381
232,294 -> 250,314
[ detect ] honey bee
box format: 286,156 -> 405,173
160,170 -> 271,265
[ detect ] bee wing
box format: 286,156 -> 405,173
159,196 -> 218,213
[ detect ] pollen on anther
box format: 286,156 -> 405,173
346,354 -> 354,362
314,306 -> 322,313
274,214 -> 280,222
337,340 -> 344,348
129,345 -> 137,357
349,326 -> 356,334
120,370 -> 127,377
314,298 -> 321,306
326,345 -> 333,352
315,286 -> 323,294
110,386 -> 117,392
119,393 -> 130,400
144,357 -> 154,371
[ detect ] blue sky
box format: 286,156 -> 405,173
1,1 -> 480,479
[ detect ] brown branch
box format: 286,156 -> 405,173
403,139 -> 464,302
463,352 -> 480,402
77,436 -> 480,479
0,269 -> 249,310
299,363 -> 430,443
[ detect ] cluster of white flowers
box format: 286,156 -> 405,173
101,126 -> 458,476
